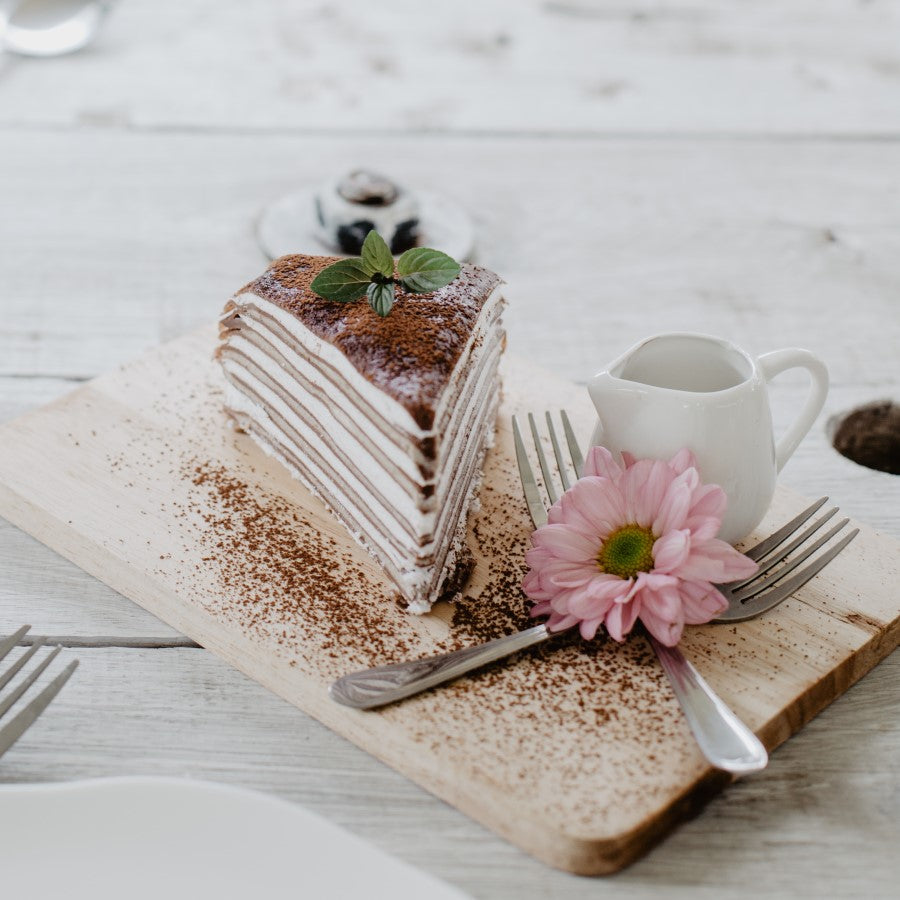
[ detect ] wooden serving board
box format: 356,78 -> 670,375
1,327 -> 898,875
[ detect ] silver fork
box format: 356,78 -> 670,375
517,412 -> 858,625
518,412 -> 776,772
331,415 -> 857,767
0,625 -> 79,760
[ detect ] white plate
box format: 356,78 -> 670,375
0,777 -> 469,900
256,187 -> 476,262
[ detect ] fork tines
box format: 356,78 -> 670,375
513,409 -> 860,625
512,411 -> 582,526
0,625 -> 78,758
718,499 -> 859,617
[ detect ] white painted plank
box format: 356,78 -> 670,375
3,130 -> 899,389
0,646 -> 897,898
2,0 -> 900,135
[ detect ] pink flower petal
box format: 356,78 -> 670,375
652,477 -> 692,534
680,581 -> 728,624
531,523 -> 599,562
529,601 -> 552,618
546,612 -> 580,632
669,447 -> 697,475
549,587 -> 579,615
567,576 -> 626,619
579,617 -> 604,640
636,583 -> 685,646
632,571 -> 679,595
521,569 -> 552,600
712,543 -> 759,581
565,476 -> 626,537
624,458 -> 672,527
684,514 -> 721,543
604,598 -> 641,641
677,539 -> 758,583
652,529 -> 690,572
525,546 -> 553,567
645,460 -> 675,525
640,608 -> 684,646
537,557 -> 598,590
587,573 -> 631,597
621,459 -> 656,523
548,487 -> 594,532
583,445 -> 624,481
688,482 -> 727,522
642,582 -> 682,619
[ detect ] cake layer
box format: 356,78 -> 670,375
224,386 -> 500,611
219,334 -> 504,537
223,332 -> 500,547
220,286 -> 506,485
221,340 -> 502,559
220,290 -> 503,500
234,255 -> 502,429
217,254 -> 506,610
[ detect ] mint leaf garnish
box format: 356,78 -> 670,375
310,242 -> 461,316
360,230 -> 394,280
396,248 -> 461,293
310,259 -> 372,303
367,281 -> 395,317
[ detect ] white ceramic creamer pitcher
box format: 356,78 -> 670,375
588,333 -> 829,544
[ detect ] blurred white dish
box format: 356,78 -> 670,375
1,0 -> 112,57
0,776 -> 469,900
257,187 -> 476,263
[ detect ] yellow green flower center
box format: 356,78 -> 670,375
597,524 -> 656,579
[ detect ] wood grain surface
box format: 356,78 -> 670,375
0,328 -> 896,874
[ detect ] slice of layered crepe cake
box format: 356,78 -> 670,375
217,254 -> 506,613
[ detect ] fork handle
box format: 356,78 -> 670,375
330,625 -> 552,709
331,625 -> 768,774
650,637 -> 768,774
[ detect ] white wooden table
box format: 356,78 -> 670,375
2,2 -> 899,896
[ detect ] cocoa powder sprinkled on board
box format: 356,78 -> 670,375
179,458 -> 419,670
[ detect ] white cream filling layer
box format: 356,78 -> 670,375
224,380 -> 500,603
221,332 -> 503,542
225,285 -> 505,441
222,307 -> 504,493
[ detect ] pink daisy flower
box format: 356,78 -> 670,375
522,447 -> 758,647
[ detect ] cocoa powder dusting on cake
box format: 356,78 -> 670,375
237,255 -> 502,430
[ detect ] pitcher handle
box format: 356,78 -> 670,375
757,348 -> 829,472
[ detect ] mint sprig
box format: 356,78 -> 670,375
396,247 -> 462,292
310,231 -> 461,317
366,281 -> 395,317
308,259 -> 372,303
360,230 -> 394,280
